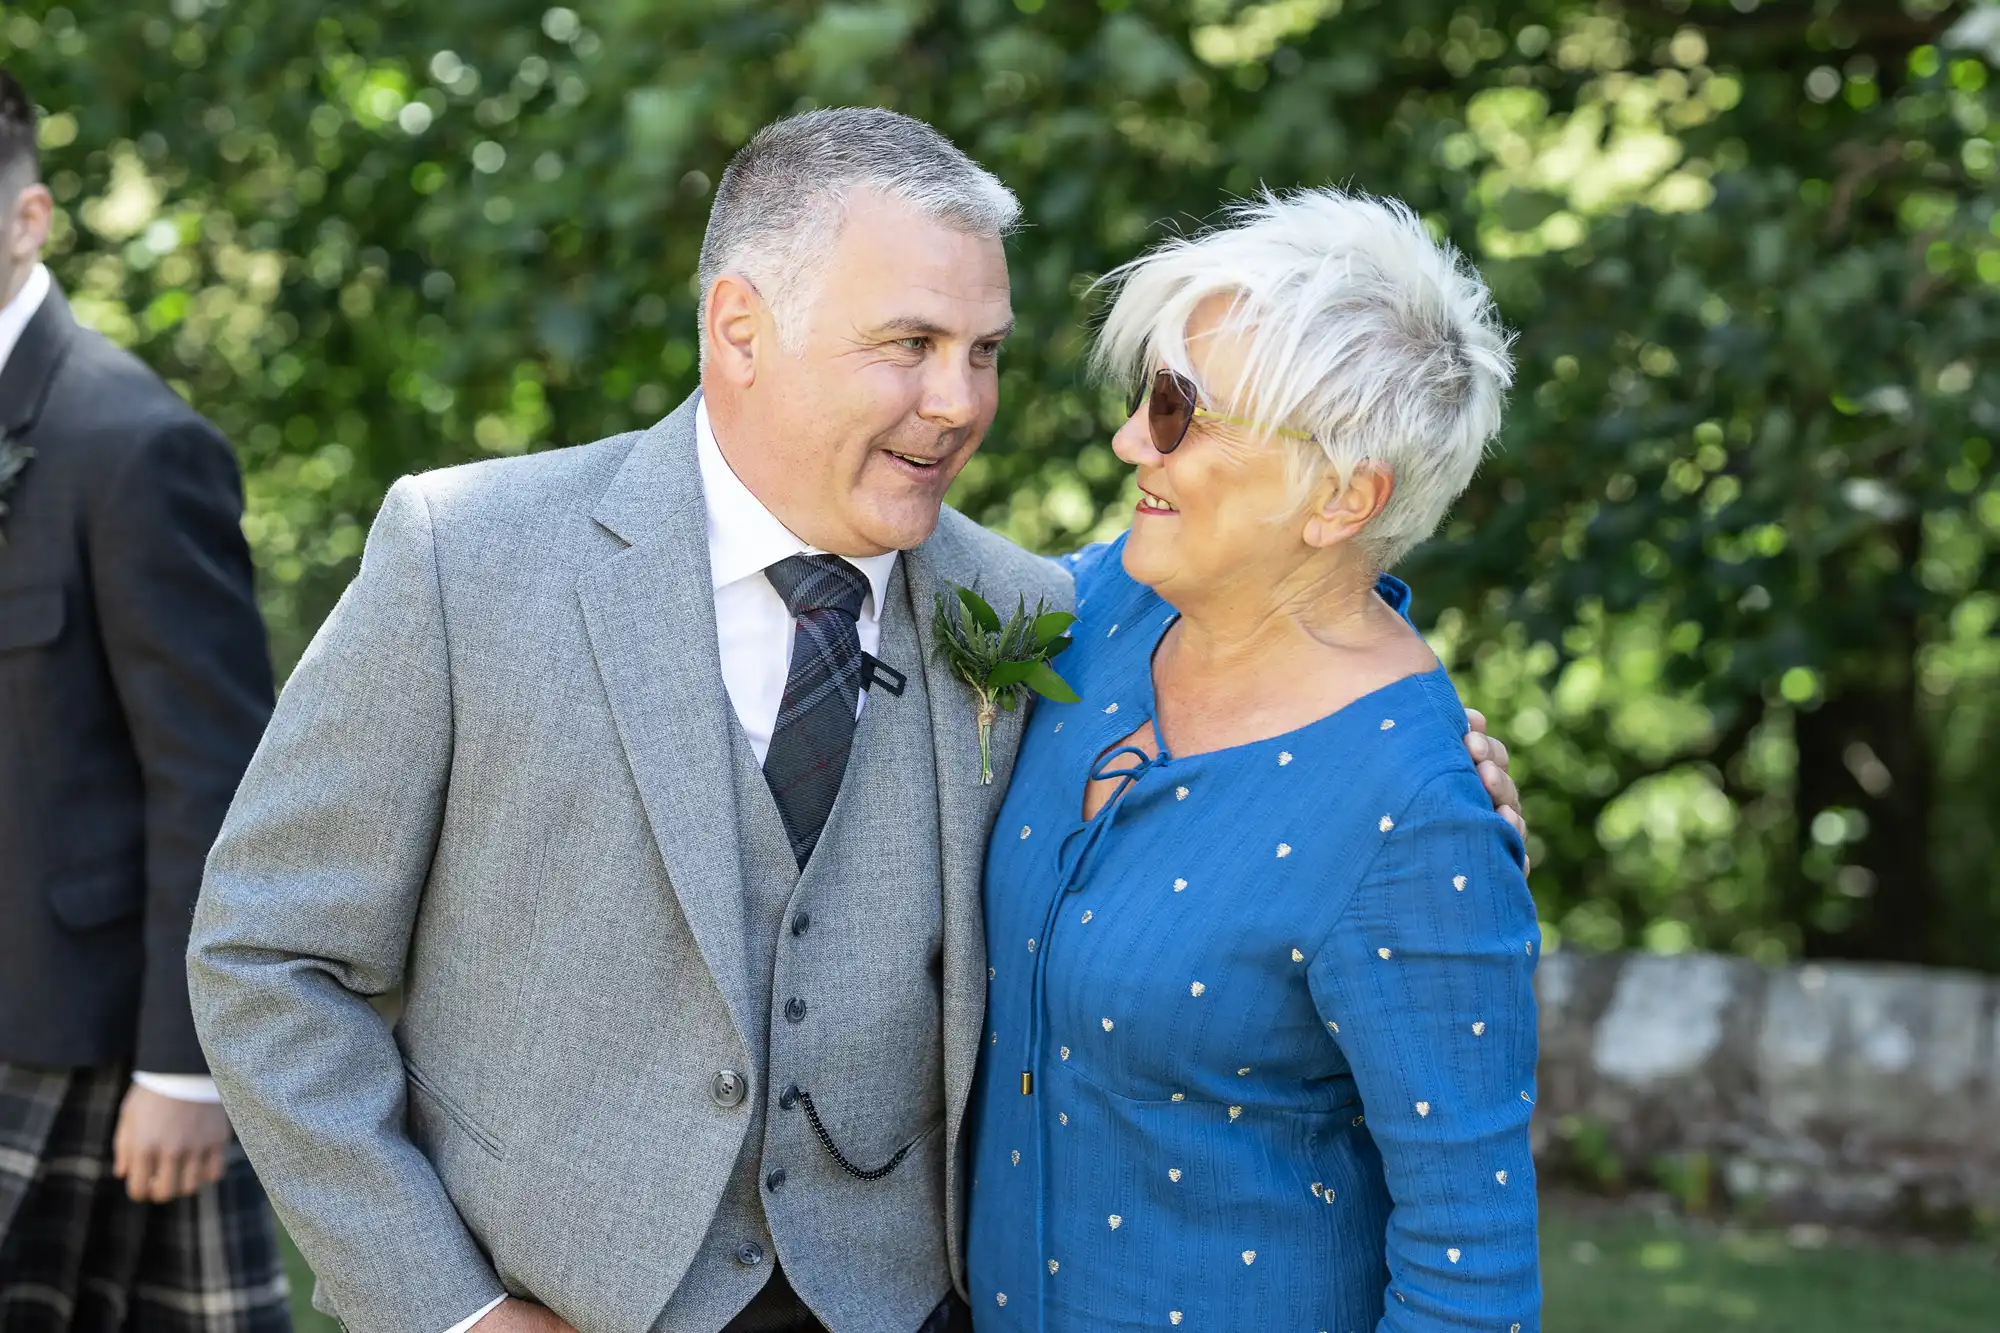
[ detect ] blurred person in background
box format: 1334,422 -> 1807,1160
967,190 -> 1540,1331
0,67 -> 289,1331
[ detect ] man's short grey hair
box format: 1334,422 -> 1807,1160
1092,188 -> 1514,567
696,107 -> 1020,363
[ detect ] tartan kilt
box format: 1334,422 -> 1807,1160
0,1064 -> 291,1332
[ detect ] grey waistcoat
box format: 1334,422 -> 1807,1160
658,562 -> 948,1333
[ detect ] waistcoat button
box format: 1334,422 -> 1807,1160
791,911 -> 811,937
736,1241 -> 765,1267
785,997 -> 807,1023
778,1084 -> 801,1110
765,1167 -> 787,1192
710,1069 -> 746,1108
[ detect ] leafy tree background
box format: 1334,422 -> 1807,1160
3,0 -> 1995,970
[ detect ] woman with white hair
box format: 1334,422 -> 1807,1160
966,189 -> 1541,1331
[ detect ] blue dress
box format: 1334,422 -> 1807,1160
966,537 -> 1542,1332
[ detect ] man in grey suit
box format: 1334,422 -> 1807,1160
189,109 -> 1523,1333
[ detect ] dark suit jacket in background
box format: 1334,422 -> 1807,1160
0,280 -> 272,1073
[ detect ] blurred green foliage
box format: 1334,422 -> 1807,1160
2,0 -> 1995,968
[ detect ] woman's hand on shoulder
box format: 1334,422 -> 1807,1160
1464,708 -> 1527,870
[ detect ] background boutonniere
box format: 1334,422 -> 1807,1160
0,431 -> 31,546
934,585 -> 1079,784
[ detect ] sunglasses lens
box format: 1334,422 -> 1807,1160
1148,370 -> 1194,454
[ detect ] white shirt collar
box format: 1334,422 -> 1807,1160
0,263 -> 52,384
694,395 -> 898,613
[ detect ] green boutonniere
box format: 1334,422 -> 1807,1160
934,585 -> 1080,784
0,432 -> 31,547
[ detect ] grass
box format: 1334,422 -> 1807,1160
279,1195 -> 1999,1332
1540,1196 -> 1999,1333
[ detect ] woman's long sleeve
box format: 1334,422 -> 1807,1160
1307,764 -> 1543,1332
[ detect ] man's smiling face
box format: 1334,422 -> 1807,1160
706,189 -> 1014,557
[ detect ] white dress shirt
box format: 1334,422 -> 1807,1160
0,261 -> 50,380
698,396 -> 898,764
0,264 -> 219,1109
446,399 -> 899,1333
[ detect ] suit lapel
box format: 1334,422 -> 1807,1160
0,282 -> 80,440
575,396 -> 758,1050
903,523 -> 1025,1167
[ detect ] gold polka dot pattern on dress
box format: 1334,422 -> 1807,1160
1020,825 -> 1031,839
1310,1182 -> 1323,1197
1453,874 -> 1467,891
995,1294 -> 1006,1307
1278,751 -> 1293,766
1381,718 -> 1396,730
1059,1112 -> 1069,1125
1378,947 -> 1393,960
1048,1259 -> 1059,1274
1011,1150 -> 1020,1165
1416,1101 -> 1431,1117
1277,843 -> 1292,858
1496,1169 -> 1508,1184
1447,1247 -> 1462,1264
1079,909 -> 1093,924
1190,981 -> 1206,997
1053,721 -> 1063,733
1104,702 -> 1120,715
1169,1313 -> 1182,1326
1379,814 -> 1395,832
1059,1046 -> 1070,1060
1175,786 -> 1189,801
1237,1067 -> 1251,1076
988,967 -> 995,979
1108,623 -> 1119,637
1173,877 -> 1188,892
1473,1021 -> 1486,1036
1327,1019 -> 1340,1033
1290,947 -> 1304,962
1108,1214 -> 1122,1230
1170,1092 -> 1185,1102
1241,1251 -> 1256,1265
1228,1105 -> 1242,1120
1168,1167 -> 1182,1183
1101,1017 -> 1115,1031
1352,1114 -> 1365,1126
1027,938 -> 1036,952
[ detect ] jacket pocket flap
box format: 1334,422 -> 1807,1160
403,1058 -> 505,1159
46,866 -> 143,931
0,587 -> 63,654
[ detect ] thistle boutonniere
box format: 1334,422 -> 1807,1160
0,431 -> 31,547
934,584 -> 1079,784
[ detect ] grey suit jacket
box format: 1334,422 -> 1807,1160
187,396 -> 1071,1333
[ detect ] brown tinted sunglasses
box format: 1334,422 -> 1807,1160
1128,369 -> 1316,454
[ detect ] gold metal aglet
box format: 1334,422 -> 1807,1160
1021,1071 -> 1034,1095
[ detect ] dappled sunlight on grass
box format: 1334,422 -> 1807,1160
1543,1196 -> 2000,1333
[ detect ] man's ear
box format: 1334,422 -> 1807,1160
703,273 -> 765,389
4,183 -> 52,267
1302,461 -> 1394,550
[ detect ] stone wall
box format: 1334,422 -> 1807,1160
1532,950 -> 2000,1226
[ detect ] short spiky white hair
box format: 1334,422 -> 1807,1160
1092,188 -> 1514,566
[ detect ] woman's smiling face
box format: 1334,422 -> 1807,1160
1112,294 -> 1317,603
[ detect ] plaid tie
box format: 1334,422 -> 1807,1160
763,554 -> 871,867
